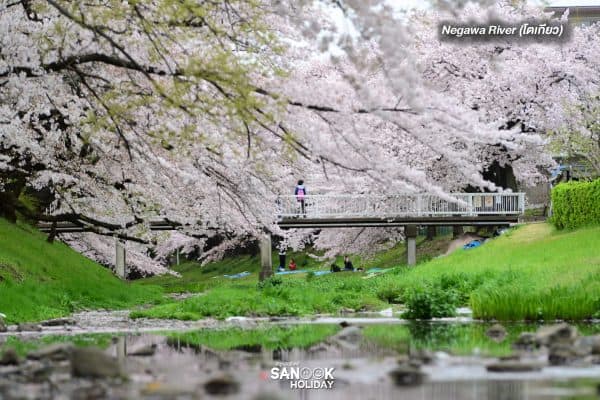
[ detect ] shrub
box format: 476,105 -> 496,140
402,284 -> 459,319
551,179 -> 600,229
376,282 -> 404,303
257,276 -> 283,289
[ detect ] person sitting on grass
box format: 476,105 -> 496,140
288,259 -> 297,271
330,263 -> 341,273
343,256 -> 354,271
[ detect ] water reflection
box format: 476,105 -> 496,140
3,323 -> 600,399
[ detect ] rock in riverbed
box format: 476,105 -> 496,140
17,323 -> 42,332
72,384 -> 107,400
40,317 -> 76,327
535,323 -> 578,347
0,318 -> 7,333
141,382 -> 196,397
409,348 -> 434,365
128,343 -> 157,357
513,332 -> 538,351
576,335 -> 600,355
549,343 -> 590,366
0,349 -> 19,366
486,361 -> 544,372
27,343 -> 73,362
204,374 -> 240,395
70,347 -> 124,378
332,326 -> 362,344
486,323 -> 507,342
389,365 -> 425,386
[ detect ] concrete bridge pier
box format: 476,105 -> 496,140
405,225 -> 417,266
115,238 -> 127,279
259,234 -> 273,281
116,336 -> 127,360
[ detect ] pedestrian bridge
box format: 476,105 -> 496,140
37,192 -> 526,275
276,193 -> 525,229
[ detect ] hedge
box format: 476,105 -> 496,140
551,179 -> 600,229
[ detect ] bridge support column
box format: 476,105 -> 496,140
115,238 -> 127,279
259,234 -> 273,281
452,225 -> 464,239
116,336 -> 127,361
405,225 -> 417,266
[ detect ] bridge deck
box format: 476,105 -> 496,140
277,215 -> 519,229
37,193 -> 525,232
277,193 -> 524,229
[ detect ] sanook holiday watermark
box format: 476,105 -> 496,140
438,19 -> 571,43
266,362 -> 335,390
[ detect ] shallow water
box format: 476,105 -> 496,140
2,321 -> 600,399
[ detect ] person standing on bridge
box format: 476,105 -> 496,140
295,180 -> 306,215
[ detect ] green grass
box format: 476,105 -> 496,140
0,333 -> 114,357
138,250 -> 328,294
391,223 -> 600,320
166,324 -> 339,351
132,273 -> 389,320
363,322 -> 600,357
0,219 -> 163,323
135,223 -> 600,322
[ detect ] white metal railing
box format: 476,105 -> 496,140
275,193 -> 525,219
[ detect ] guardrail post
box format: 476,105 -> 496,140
519,193 -> 526,214
405,225 -> 417,266
468,194 -> 474,216
259,234 -> 273,281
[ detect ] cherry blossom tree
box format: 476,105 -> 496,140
2,0 -> 595,273
1,0 -> 292,273
276,1 -> 600,258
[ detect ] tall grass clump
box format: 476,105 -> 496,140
471,281 -> 600,321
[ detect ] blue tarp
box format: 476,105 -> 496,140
275,269 -> 308,275
463,240 -> 482,250
223,271 -> 251,279
313,270 -> 331,276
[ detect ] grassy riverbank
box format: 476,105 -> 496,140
400,223 -> 600,320
2,217 -> 597,323
135,223 -> 600,321
0,219 -> 162,324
